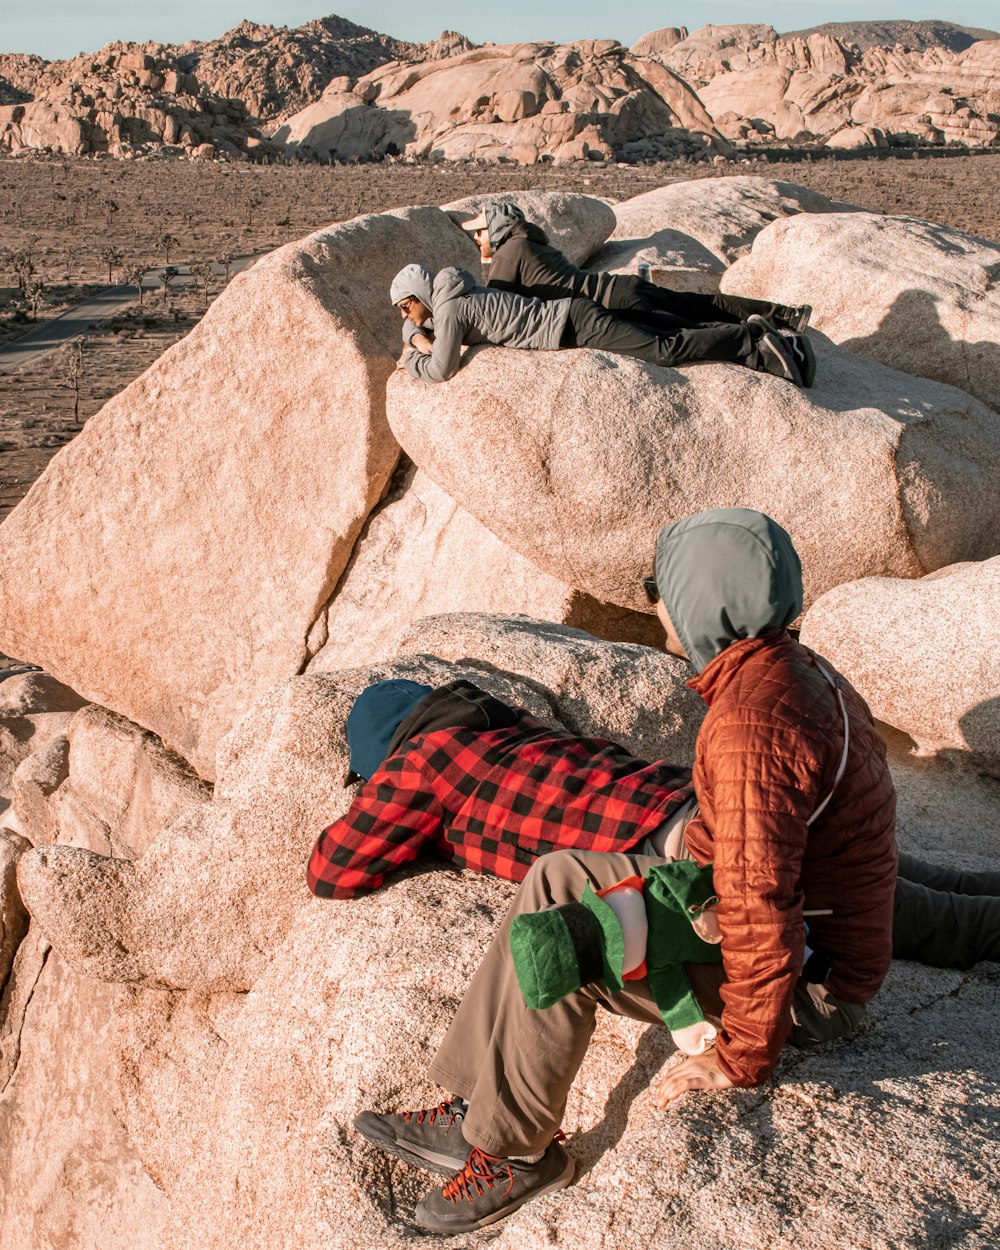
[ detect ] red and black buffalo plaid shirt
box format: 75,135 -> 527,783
307,713 -> 694,899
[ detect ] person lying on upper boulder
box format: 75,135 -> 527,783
389,261 -> 811,388
459,201 -> 815,386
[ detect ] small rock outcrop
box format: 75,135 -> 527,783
385,337 -> 1000,613
722,210 -> 1000,412
800,558 -> 1000,775
0,44 -> 275,159
609,176 -> 853,266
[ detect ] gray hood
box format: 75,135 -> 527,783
390,263 -> 434,307
485,202 -> 527,249
654,508 -> 803,674
430,266 -> 476,310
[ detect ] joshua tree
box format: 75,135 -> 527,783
62,337 -> 85,420
100,196 -> 121,229
160,265 -> 180,302
121,263 -> 146,306
156,232 -> 180,265
26,277 -> 45,320
219,252 -> 236,285
9,249 -> 34,296
190,261 -> 214,309
98,245 -> 125,285
244,192 -> 263,229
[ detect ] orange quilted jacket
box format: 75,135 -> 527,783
684,633 -> 897,1087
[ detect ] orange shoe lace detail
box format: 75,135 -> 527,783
401,1101 -> 462,1127
441,1148 -> 514,1205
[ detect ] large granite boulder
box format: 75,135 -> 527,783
0,206 -> 476,781
608,176 -> 853,265
442,190 -> 616,265
385,339 -> 1000,614
722,210 -> 1000,411
585,226 -> 724,289
800,558 -> 1000,776
307,467 -> 662,673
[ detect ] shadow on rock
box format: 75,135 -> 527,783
840,285 -> 1000,407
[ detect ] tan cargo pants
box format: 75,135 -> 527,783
428,848 -> 866,1157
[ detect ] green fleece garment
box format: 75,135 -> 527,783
510,860 -> 721,1036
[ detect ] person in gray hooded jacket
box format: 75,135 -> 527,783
389,261 -> 809,386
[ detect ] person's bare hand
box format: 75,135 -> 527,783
396,347 -> 411,369
410,331 -> 433,355
653,1050 -> 733,1108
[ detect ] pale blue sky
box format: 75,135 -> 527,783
4,0 -> 997,60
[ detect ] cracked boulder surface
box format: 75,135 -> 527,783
0,934 -> 168,1248
723,210 -> 1000,412
0,830 -> 31,997
0,205 -> 477,782
386,337 -> 1000,615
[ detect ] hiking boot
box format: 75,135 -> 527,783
752,329 -> 804,387
779,303 -> 812,334
415,1141 -> 575,1234
354,1096 -> 470,1174
781,330 -> 816,388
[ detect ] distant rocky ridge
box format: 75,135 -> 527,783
648,23 -> 1000,148
1,14 -> 999,161
173,15 -> 426,122
780,19 -> 1000,53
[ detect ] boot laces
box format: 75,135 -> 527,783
441,1148 -> 513,1204
401,1099 -> 463,1127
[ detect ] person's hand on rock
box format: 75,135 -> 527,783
396,347 -> 411,369
653,1048 -> 732,1107
410,331 -> 434,355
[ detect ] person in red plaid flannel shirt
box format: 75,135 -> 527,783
307,677 -> 696,901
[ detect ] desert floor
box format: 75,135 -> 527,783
1,151 -> 999,524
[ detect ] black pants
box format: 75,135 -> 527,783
608,275 -> 794,337
560,296 -> 753,369
894,852 -> 1000,970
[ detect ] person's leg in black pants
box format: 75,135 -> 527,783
560,296 -> 755,369
608,275 -> 807,334
893,851 -> 1000,969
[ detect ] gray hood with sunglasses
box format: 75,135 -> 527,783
395,265 -> 571,383
654,508 -> 803,675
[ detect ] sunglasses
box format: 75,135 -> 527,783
396,297 -> 415,316
642,574 -> 659,605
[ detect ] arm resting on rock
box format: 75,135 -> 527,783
406,312 -> 463,383
307,759 -> 444,898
